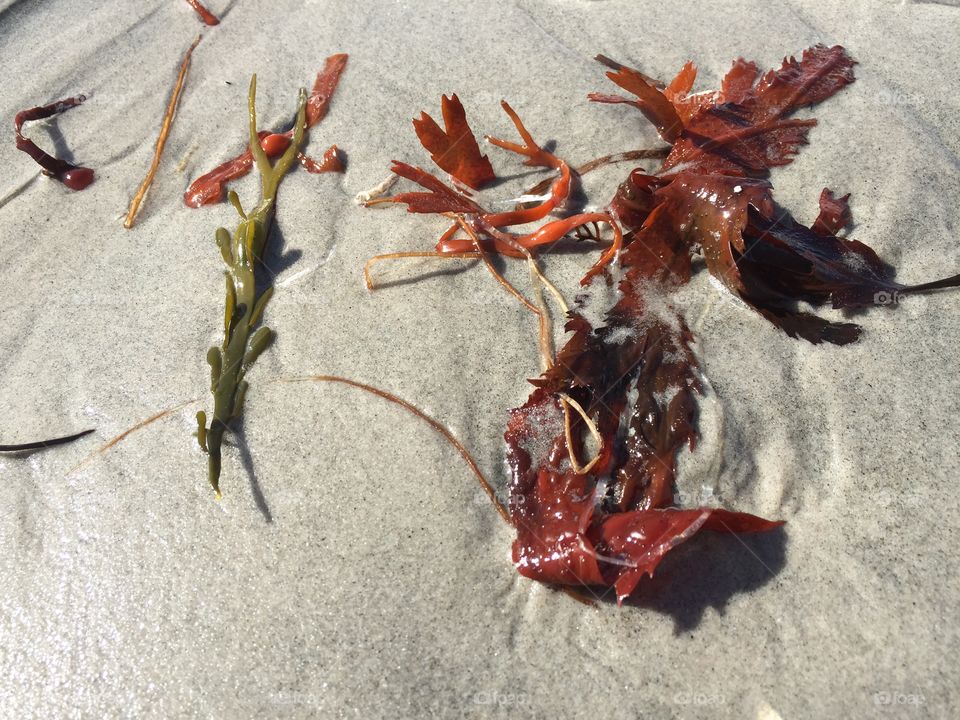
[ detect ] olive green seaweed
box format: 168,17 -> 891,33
196,75 -> 307,498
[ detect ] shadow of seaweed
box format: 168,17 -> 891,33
258,222 -> 302,296
233,421 -> 273,523
370,258 -> 482,290
619,526 -> 787,632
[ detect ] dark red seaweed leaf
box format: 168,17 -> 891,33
387,161 -> 485,214
14,96 -> 95,191
505,383 -> 782,604
590,63 -> 684,144
812,187 -> 852,236
413,94 -> 495,190
597,508 -> 783,602
662,44 -> 856,175
719,58 -> 760,104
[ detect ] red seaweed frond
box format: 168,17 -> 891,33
385,161 -> 485,215
367,96 -> 624,286
413,94 -> 495,190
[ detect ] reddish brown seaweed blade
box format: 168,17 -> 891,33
413,94 -> 495,189
590,61 -> 683,143
186,0 -> 219,25
720,58 -> 761,103
388,160 -> 485,214
0,428 -> 94,452
184,141 -> 258,207
299,145 -> 344,174
663,45 -> 856,174
124,35 -> 201,228
595,55 -> 665,88
67,399 -> 199,475
306,54 -> 349,128
599,508 -> 784,603
14,96 -> 94,190
812,187 -> 852,236
275,375 -> 510,523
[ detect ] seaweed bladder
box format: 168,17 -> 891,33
14,96 -> 94,190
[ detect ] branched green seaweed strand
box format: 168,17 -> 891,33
196,76 -> 307,498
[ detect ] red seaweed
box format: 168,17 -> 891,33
364,98 -> 622,287
184,54 -> 348,207
14,96 -> 94,191
413,94 -> 495,189
366,44 -> 960,604
185,0 -> 219,26
603,44 -> 960,343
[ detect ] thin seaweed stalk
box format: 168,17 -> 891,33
1,428 -> 94,452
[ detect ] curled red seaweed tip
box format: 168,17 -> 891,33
14,95 -> 95,191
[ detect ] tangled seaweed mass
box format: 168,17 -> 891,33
11,35 -> 958,606
369,44 -> 960,603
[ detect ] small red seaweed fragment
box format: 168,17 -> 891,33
590,63 -> 684,143
184,54 -> 347,207
14,96 -> 94,191
185,0 -> 219,26
364,98 -> 622,288
412,94 -> 495,189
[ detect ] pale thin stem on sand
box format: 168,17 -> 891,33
67,399 -> 199,475
558,392 -> 603,475
124,35 -> 201,229
455,217 -> 556,372
473,217 -> 573,370
273,375 -> 510,523
363,250 -> 481,290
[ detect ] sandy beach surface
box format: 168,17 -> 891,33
1,0 -> 958,717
